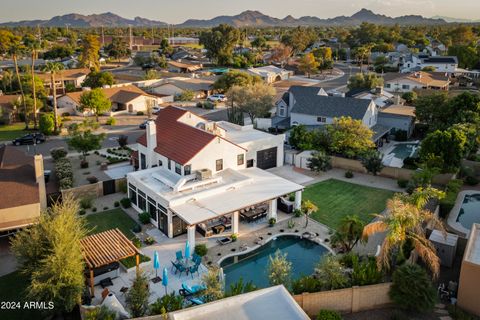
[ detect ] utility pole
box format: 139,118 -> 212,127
151,26 -> 154,44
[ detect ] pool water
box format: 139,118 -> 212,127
220,235 -> 329,289
390,143 -> 419,160
457,194 -> 480,230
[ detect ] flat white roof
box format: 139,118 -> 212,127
466,224 -> 480,265
169,285 -> 309,320
429,229 -> 458,247
217,121 -> 284,145
170,167 -> 303,225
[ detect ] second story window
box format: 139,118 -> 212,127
184,165 -> 191,175
216,159 -> 223,171
167,159 -> 171,170
237,154 -> 244,166
175,162 -> 182,175
317,117 -> 326,123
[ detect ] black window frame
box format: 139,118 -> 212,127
237,154 -> 244,166
215,159 -> 223,171
175,162 -> 182,175
184,165 -> 191,175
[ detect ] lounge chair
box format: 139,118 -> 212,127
189,297 -> 205,305
217,237 -> 232,245
179,282 -> 206,296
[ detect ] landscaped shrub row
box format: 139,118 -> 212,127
50,147 -> 68,160
439,179 -> 463,218
54,157 -> 74,190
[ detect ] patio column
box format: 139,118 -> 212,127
294,190 -> 302,210
167,211 -> 173,238
89,269 -> 94,297
232,211 -> 239,234
268,199 -> 277,220
187,225 -> 196,249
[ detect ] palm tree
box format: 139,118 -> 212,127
1,69 -> 13,93
43,62 -> 64,133
25,35 -> 42,129
8,36 -> 28,129
331,215 -> 365,252
301,200 -> 318,228
362,194 -> 445,278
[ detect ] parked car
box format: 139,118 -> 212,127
152,106 -> 161,114
139,119 -> 154,129
207,94 -> 227,102
12,133 -> 46,146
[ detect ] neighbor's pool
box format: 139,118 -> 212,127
389,143 -> 419,160
220,235 -> 329,289
457,193 -> 480,230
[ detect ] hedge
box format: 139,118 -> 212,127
439,179 -> 463,218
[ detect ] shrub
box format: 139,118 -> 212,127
465,175 -> 479,186
439,179 -> 463,218
132,237 -> 142,248
138,212 -> 151,224
316,310 -> 342,320
292,275 -> 321,294
344,170 -> 354,178
144,236 -> 155,245
307,151 -> 332,173
194,244 -> 208,257
389,264 -> 436,312
120,197 -> 132,208
361,151 -> 384,176
39,113 -> 55,135
397,179 -> 409,188
103,206 -> 108,211
92,207 -> 97,212
80,160 -> 89,169
402,157 -> 419,170
114,201 -> 120,207
132,224 -> 142,233
394,130 -> 408,142
118,135 -> 128,148
230,234 -> 238,242
136,111 -> 144,116
80,197 -> 93,209
294,209 -> 302,217
269,217 -> 276,226
50,147 -> 68,160
86,176 -> 98,184
105,116 -> 116,126
149,293 -> 184,314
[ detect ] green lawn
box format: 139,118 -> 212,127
0,122 -> 28,141
303,179 -> 395,230
84,208 -> 138,239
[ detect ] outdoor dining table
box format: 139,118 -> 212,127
178,258 -> 195,270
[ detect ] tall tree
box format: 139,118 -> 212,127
7,33 -> 29,128
80,34 -> 101,71
298,53 -> 319,78
24,33 -> 42,129
327,116 -> 375,158
11,195 -> 87,315
43,62 -> 64,133
362,192 -> 445,277
79,88 -> 112,121
227,83 -> 275,124
213,70 -> 261,93
331,215 -> 366,253
199,24 -> 241,65
267,250 -> 292,288
67,121 -> 106,165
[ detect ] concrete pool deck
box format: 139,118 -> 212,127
379,140 -> 419,168
447,190 -> 479,237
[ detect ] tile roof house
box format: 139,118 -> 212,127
167,60 -> 203,73
0,144 -> 46,232
247,65 -> 293,84
148,77 -> 214,100
0,94 -> 21,124
383,71 -> 450,93
37,68 -> 90,95
128,106 -> 301,246
57,85 -> 160,116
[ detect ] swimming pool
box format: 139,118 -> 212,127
457,193 -> 480,230
390,143 -> 419,159
448,190 -> 480,237
220,235 -> 329,289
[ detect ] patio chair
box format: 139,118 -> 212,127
188,297 -> 205,305
175,250 -> 184,262
192,254 -> 202,265
188,264 -> 200,278
179,282 -> 206,296
174,262 -> 187,276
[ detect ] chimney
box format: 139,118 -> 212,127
375,86 -> 384,95
34,154 -> 47,210
146,120 -> 157,168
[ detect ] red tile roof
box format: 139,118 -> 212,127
137,107 -> 217,165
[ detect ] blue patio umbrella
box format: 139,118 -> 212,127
162,267 -> 169,294
153,251 -> 160,278
185,240 -> 191,260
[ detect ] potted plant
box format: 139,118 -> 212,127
230,233 -> 238,242
269,217 -> 276,227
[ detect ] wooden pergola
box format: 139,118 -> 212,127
80,228 -> 141,297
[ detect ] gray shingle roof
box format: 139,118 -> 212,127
289,86 -> 372,120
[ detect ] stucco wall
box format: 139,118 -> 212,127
0,202 -> 41,231
293,283 -> 392,317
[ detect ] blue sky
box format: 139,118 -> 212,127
1,0 -> 479,23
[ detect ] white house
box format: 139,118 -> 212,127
383,71 -> 450,93
37,68 -> 90,95
401,54 -> 458,73
275,86 -> 378,129
57,85 -> 160,116
248,65 -> 292,84
127,106 -> 302,246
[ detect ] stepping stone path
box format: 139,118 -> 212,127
434,303 -> 453,320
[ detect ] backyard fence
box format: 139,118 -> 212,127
292,151 -> 454,185
293,283 -> 392,317
61,177 -> 126,200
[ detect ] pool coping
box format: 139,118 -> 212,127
381,140 -> 420,168
447,190 -> 477,238
216,232 -> 334,266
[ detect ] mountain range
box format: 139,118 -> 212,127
0,9 -> 450,28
